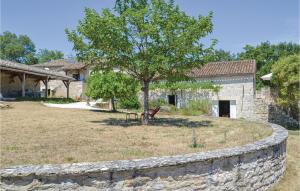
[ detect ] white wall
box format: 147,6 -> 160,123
148,74 -> 256,119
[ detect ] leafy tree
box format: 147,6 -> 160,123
208,49 -> 236,62
271,55 -> 300,119
0,31 -> 38,64
238,41 -> 300,89
86,71 -> 139,111
66,0 -> 215,124
37,49 -> 64,63
150,81 -> 221,94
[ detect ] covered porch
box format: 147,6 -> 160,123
0,60 -> 74,99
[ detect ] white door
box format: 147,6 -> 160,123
230,100 -> 237,118
212,100 -> 219,117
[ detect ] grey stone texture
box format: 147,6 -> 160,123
0,123 -> 288,191
147,75 -> 256,119
254,88 -> 299,128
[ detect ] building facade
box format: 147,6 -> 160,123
33,59 -> 89,100
149,60 -> 257,119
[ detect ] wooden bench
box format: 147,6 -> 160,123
125,112 -> 138,122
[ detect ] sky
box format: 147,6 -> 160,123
1,0 -> 299,57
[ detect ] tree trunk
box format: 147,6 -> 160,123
143,81 -> 150,125
111,97 -> 116,112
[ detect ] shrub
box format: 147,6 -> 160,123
149,98 -> 167,108
189,129 -> 205,148
181,99 -> 211,116
119,96 -> 140,109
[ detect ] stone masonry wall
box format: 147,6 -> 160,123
1,72 -> 40,98
0,123 -> 288,191
40,80 -> 85,100
148,75 -> 256,119
254,87 -> 299,128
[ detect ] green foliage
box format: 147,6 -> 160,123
190,129 -> 204,148
238,41 -> 300,89
149,98 -> 167,108
0,31 -> 38,64
66,0 -> 215,123
271,55 -> 300,119
37,49 -> 64,63
119,96 -> 140,109
208,49 -> 236,62
86,71 -> 139,111
181,99 -> 211,116
150,81 -> 221,93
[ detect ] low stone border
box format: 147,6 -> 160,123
0,123 -> 288,190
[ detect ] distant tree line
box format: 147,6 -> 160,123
0,31 -> 64,64
209,42 -> 300,89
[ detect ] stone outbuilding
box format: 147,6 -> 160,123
0,60 -> 74,100
33,59 -> 89,100
149,60 -> 257,119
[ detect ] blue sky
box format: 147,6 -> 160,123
1,0 -> 299,57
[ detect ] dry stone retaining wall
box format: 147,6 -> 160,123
0,123 -> 288,191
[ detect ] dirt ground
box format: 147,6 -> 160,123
0,101 -> 272,168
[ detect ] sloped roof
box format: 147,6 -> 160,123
33,59 -> 86,71
0,60 -> 74,81
189,60 -> 256,78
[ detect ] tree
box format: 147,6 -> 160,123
66,0 -> 215,124
208,49 -> 236,62
238,41 -> 300,89
86,71 -> 139,111
271,55 -> 300,120
0,31 -> 38,64
37,49 -> 64,63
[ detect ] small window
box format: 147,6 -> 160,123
72,74 -> 80,81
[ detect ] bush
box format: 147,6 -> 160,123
119,96 -> 140,109
149,98 -> 167,108
181,99 -> 211,116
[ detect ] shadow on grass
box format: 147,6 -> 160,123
90,117 -> 212,128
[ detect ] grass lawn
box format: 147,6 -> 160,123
0,101 -> 272,168
271,130 -> 300,191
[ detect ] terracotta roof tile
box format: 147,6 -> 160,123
189,60 -> 256,78
0,60 -> 74,81
33,59 -> 86,71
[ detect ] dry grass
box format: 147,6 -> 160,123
0,101 -> 272,168
271,130 -> 300,191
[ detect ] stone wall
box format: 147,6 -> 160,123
40,80 -> 86,100
254,88 -> 299,128
268,105 -> 299,129
0,123 -> 288,191
0,72 -> 40,98
148,75 -> 256,119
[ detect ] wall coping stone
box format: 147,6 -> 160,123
0,123 -> 288,179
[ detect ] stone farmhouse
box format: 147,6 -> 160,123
33,59 -> 89,100
149,60 -> 258,119
1,58 -> 297,127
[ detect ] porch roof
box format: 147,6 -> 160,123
0,60 -> 74,81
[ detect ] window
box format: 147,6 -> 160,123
72,74 -> 80,81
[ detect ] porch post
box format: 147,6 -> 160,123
66,81 -> 70,99
45,77 -> 48,98
63,80 -> 70,99
21,73 -> 26,97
